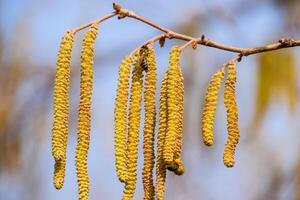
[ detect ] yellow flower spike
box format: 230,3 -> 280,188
201,67 -> 225,146
122,54 -> 144,200
75,25 -> 99,200
163,46 -> 181,166
223,63 -> 240,168
155,72 -> 168,200
52,31 -> 74,189
173,65 -> 185,175
114,55 -> 134,183
142,47 -> 157,200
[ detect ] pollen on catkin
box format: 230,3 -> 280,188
122,54 -> 144,200
173,64 -> 185,176
201,67 -> 225,146
163,46 -> 182,167
114,55 -> 134,183
75,25 -> 98,200
155,72 -> 168,200
52,31 -> 74,189
223,63 -> 240,168
142,47 -> 157,200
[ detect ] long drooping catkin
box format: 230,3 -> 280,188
114,55 -> 134,183
122,55 -> 144,200
75,25 -> 98,200
163,46 -> 181,166
156,72 -> 168,200
223,63 -> 240,168
142,47 -> 157,200
201,67 -> 225,146
173,65 -> 185,176
52,31 -> 74,189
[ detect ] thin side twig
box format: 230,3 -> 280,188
70,12 -> 118,34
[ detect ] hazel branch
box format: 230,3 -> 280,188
69,3 -> 300,58
112,3 -> 300,57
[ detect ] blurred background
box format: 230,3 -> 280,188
0,0 -> 300,199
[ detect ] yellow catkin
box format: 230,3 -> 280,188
173,65 -> 185,176
114,55 -> 134,183
142,47 -> 157,200
201,67 -> 225,146
223,63 -> 240,168
163,46 -> 181,167
122,54 -> 144,200
75,25 -> 98,200
155,72 -> 168,200
52,31 -> 74,189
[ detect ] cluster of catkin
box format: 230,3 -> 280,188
114,46 -> 185,200
51,25 -> 99,200
52,22 -> 241,200
156,46 -> 185,200
201,63 -> 240,167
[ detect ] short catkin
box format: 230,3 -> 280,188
52,31 -> 74,189
75,25 -> 98,200
155,72 -> 169,200
201,67 -> 225,146
122,54 -> 144,200
142,47 -> 157,200
114,55 -> 134,183
163,46 -> 182,167
223,63 -> 240,168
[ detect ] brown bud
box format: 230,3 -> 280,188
113,3 -> 122,12
159,37 -> 166,47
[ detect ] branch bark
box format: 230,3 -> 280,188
69,3 -> 300,60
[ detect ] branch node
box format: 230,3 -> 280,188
201,35 -> 209,45
192,40 -> 198,49
278,38 -> 295,46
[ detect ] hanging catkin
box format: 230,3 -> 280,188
223,63 -> 240,168
75,25 -> 98,200
122,53 -> 144,200
142,47 -> 157,200
52,31 -> 74,189
114,55 -> 134,183
163,46 -> 182,167
173,64 -> 185,176
201,67 -> 225,146
155,72 -> 168,200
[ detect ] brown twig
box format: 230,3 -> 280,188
180,37 -> 202,51
69,3 -> 300,58
70,12 -> 118,34
112,3 -> 300,56
129,34 -> 167,57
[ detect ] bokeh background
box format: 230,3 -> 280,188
1,0 -> 300,199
